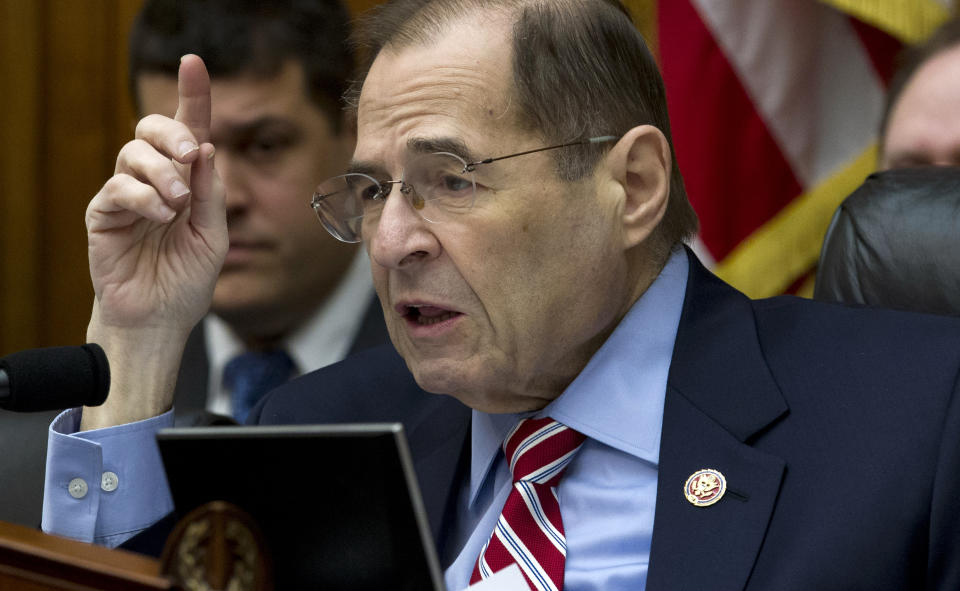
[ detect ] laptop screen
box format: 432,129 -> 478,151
157,423 -> 444,590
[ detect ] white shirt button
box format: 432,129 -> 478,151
101,471 -> 119,492
68,478 -> 88,499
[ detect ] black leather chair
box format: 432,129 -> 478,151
814,167 -> 960,315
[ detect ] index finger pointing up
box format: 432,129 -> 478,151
175,54 -> 212,145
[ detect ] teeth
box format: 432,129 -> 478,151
416,311 -> 456,325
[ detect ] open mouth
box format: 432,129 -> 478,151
404,305 -> 462,326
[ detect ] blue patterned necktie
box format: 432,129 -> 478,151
222,350 -> 295,423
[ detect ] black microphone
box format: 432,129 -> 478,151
0,344 -> 110,412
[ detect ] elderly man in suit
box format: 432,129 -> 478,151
43,1 -> 960,589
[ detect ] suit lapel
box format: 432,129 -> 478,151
404,393 -> 471,551
647,251 -> 788,591
412,414 -> 470,553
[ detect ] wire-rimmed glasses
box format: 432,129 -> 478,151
310,135 -> 618,243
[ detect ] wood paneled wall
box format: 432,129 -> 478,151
0,0 -> 381,355
0,1 -> 141,355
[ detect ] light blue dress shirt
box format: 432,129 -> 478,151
42,407 -> 174,546
443,249 -> 688,590
42,249 -> 689,590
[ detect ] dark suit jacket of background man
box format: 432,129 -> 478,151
0,296 -> 389,527
244,250 -> 960,590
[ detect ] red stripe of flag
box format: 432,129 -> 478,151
847,16 -> 902,87
658,0 -> 804,261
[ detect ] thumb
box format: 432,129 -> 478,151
174,54 -> 212,144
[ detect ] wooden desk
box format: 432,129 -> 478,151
0,520 -> 171,591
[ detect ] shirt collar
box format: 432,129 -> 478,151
468,248 -> 689,503
285,250 -> 375,372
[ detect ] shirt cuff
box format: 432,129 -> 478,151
41,408 -> 175,547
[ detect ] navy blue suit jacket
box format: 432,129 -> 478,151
248,251 -> 960,590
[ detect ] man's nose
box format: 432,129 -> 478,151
367,184 -> 440,269
217,153 -> 251,212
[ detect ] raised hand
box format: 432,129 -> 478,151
82,55 -> 227,429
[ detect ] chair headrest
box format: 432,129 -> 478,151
814,167 -> 960,316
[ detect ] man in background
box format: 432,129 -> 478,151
813,17 -> 960,312
129,0 -> 387,423
880,17 -> 960,169
0,0 -> 387,527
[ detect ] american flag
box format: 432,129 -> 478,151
627,0 -> 956,297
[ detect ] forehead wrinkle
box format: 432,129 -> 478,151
355,17 -> 518,173
359,61 -> 512,131
348,137 -> 478,176
358,74 -> 508,127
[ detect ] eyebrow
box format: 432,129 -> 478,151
215,116 -> 301,144
346,161 -> 382,177
407,137 -> 479,162
347,136 -> 481,177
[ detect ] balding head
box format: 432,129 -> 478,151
349,0 -> 697,259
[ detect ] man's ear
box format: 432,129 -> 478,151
606,125 -> 671,249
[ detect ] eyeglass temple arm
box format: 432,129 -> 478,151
466,135 -> 619,168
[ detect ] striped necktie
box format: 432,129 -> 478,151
470,417 -> 586,590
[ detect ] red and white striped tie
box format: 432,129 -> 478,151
470,417 -> 586,590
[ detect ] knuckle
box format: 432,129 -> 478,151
101,174 -> 126,195
102,174 -> 153,205
135,115 -> 195,149
133,118 -> 147,137
141,155 -> 174,181
121,138 -> 142,153
116,139 -> 151,172
101,173 -> 130,195
134,114 -> 164,137
116,139 -> 140,163
118,141 -> 179,183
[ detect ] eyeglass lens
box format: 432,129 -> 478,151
312,151 -> 477,243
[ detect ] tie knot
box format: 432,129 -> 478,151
223,349 -> 295,423
503,417 -> 586,487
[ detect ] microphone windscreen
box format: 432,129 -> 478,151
0,344 -> 110,412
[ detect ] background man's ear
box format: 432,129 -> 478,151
609,125 -> 671,249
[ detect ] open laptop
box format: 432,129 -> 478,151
157,423 -> 445,590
